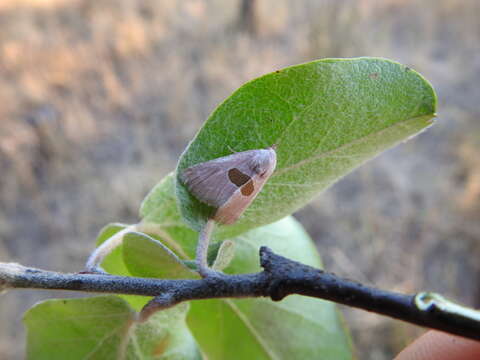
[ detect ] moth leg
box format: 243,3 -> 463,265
196,218 -> 221,277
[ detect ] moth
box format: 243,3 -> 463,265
181,146 -> 277,225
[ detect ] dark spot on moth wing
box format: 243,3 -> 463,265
241,180 -> 255,196
228,168 -> 251,187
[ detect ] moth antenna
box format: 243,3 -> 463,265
196,218 -> 217,277
227,144 -> 239,154
272,134 -> 285,148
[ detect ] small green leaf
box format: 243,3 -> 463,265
140,174 -> 199,259
132,304 -> 202,360
96,223 -> 131,276
95,224 -> 151,310
175,57 -> 436,235
123,232 -> 198,279
187,216 -> 353,360
24,296 -> 201,360
212,240 -> 236,271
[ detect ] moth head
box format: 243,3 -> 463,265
252,147 -> 277,178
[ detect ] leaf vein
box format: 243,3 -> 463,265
274,114 -> 432,177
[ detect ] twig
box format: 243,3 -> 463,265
1,247 -> 479,341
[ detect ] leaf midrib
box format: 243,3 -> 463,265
273,113 -> 434,178
223,299 -> 280,360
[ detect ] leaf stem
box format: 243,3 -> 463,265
84,225 -> 137,273
196,218 -> 216,277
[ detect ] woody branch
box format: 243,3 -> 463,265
1,247 -> 479,341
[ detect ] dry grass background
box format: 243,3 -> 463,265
0,0 -> 479,358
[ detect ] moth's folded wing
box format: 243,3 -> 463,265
181,162 -> 238,208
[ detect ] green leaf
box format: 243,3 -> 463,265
95,223 -> 152,311
24,296 -> 201,360
187,216 -> 353,360
140,174 -> 199,259
96,223 -> 131,276
123,232 -> 199,279
175,57 -> 436,235
212,240 -> 235,271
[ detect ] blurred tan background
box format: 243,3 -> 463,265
1,0 -> 479,358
